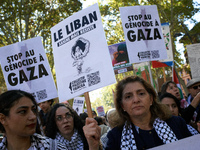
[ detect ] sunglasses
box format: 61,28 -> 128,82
192,85 -> 200,90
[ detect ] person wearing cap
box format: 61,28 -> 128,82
186,78 -> 200,122
186,78 -> 200,104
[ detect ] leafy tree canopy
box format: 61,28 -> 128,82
0,0 -> 82,91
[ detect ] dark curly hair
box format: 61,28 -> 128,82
0,90 -> 37,132
115,76 -> 171,127
45,103 -> 89,149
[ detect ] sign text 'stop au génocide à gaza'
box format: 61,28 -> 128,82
0,37 -> 58,103
120,5 -> 167,64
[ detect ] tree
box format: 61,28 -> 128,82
0,0 -> 83,90
99,0 -> 199,67
179,22 -> 200,77
99,0 -> 140,45
89,0 -> 200,107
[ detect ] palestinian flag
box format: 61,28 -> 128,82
152,61 -> 173,68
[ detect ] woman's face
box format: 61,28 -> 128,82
161,97 -> 179,116
1,97 -> 37,137
38,101 -> 51,113
121,82 -> 153,120
166,83 -> 181,100
55,106 -> 74,139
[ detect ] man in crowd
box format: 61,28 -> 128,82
186,78 -> 200,122
38,99 -> 54,128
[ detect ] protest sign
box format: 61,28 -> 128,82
149,134 -> 200,150
134,62 -> 150,83
96,106 -> 105,116
73,97 -> 85,115
108,42 -> 133,74
152,22 -> 174,68
51,3 -> 116,102
186,43 -> 200,78
119,5 -> 167,64
0,37 -> 58,103
161,22 -> 173,62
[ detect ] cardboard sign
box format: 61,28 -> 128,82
96,105 -> 105,116
108,42 -> 133,74
134,62 -> 150,83
51,3 -> 116,102
160,22 -> 173,62
149,134 -> 200,150
0,37 -> 58,103
73,97 -> 85,115
119,5 -> 167,63
186,43 -> 200,78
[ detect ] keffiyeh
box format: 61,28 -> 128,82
120,118 -> 178,150
0,133 -> 67,150
187,124 -> 199,135
55,129 -> 84,150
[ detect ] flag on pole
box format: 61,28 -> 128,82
152,61 -> 173,68
173,68 -> 185,101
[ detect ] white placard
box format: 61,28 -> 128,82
51,3 -> 116,102
73,97 -> 85,115
0,37 -> 58,103
119,5 -> 167,63
149,134 -> 200,150
96,106 -> 105,116
160,23 -> 173,62
186,43 -> 200,78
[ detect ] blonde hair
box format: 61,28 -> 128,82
107,108 -> 119,128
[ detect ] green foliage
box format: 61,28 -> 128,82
99,0 -> 140,45
91,84 -> 116,113
0,0 -> 82,89
0,0 -> 199,112
0,66 -> 6,93
91,71 -> 135,113
90,0 -> 200,109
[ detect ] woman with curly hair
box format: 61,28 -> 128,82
45,103 -> 89,150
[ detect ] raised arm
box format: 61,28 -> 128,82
83,118 -> 101,150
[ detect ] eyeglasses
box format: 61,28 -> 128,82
56,113 -> 73,122
192,85 -> 200,90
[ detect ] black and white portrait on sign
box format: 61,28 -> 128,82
51,4 -> 116,101
71,37 -> 90,75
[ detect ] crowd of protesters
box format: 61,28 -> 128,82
0,76 -> 200,149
